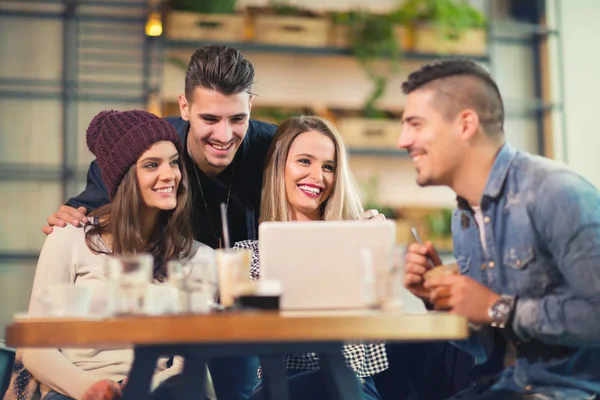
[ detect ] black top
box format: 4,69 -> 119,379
67,116 -> 277,249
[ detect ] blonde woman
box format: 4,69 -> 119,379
235,115 -> 387,400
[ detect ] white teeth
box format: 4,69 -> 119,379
155,187 -> 173,194
210,143 -> 231,150
298,185 -> 321,195
413,155 -> 422,162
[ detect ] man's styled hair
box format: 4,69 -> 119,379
260,116 -> 364,223
402,59 -> 505,136
185,44 -> 255,100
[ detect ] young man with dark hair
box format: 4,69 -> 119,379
401,59 -> 600,399
42,44 -> 275,400
42,44 -> 384,400
45,44 -> 275,251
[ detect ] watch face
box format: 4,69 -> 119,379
490,296 -> 515,327
497,302 -> 510,313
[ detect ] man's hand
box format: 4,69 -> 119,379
42,206 -> 88,235
425,275 -> 501,325
404,242 -> 442,301
359,209 -> 386,221
82,379 -> 122,400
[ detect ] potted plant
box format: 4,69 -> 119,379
391,0 -> 487,55
329,10 -> 404,151
170,0 -> 237,14
249,0 -> 330,48
361,174 -> 397,219
425,208 -> 454,250
165,0 -> 245,42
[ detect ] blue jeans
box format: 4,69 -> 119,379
151,356 -> 260,400
450,390 -> 529,400
208,356 -> 260,400
43,356 -> 259,400
373,342 -> 477,400
249,369 -> 381,400
43,392 -> 71,400
451,382 -> 598,400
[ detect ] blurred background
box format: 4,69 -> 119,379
1,0 -> 599,334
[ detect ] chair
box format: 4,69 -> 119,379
0,346 -> 16,398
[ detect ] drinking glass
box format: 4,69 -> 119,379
106,254 -> 153,316
38,284 -> 93,317
167,251 -> 219,314
380,245 -> 406,311
215,248 -> 254,308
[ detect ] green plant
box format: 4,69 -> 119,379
170,0 -> 237,14
392,0 -> 486,39
333,10 -> 401,119
252,106 -> 310,123
267,0 -> 314,16
426,208 -> 453,238
361,174 -> 396,218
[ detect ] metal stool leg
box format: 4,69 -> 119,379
123,346 -> 160,400
320,352 -> 362,400
260,356 -> 290,400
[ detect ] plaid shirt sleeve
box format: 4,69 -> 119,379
232,240 -> 261,280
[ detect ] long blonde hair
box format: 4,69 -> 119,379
260,115 -> 363,223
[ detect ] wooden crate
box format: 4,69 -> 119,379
398,24 -> 487,56
252,15 -> 330,47
329,23 -> 350,48
166,11 -> 246,42
392,218 -> 413,245
336,118 -> 402,149
396,207 -> 454,252
393,25 -> 413,51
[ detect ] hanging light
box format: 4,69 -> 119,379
145,10 -> 163,37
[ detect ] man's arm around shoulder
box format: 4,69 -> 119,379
43,160 -> 110,235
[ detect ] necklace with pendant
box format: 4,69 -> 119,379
187,133 -> 236,248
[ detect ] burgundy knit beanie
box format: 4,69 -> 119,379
86,110 -> 183,200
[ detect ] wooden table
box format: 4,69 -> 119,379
6,311 -> 468,400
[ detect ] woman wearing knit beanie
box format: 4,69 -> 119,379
15,110 -> 213,400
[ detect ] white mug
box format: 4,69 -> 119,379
38,284 -> 93,317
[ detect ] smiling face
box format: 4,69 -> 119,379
284,130 -> 336,221
179,87 -> 253,177
136,141 -> 181,214
397,88 -> 466,187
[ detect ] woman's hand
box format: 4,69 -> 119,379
82,379 -> 122,400
359,209 -> 386,221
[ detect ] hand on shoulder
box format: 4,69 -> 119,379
42,206 -> 89,235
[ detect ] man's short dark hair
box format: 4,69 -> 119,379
402,59 -> 504,136
185,45 -> 255,100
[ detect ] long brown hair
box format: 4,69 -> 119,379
260,115 -> 363,223
85,164 -> 193,280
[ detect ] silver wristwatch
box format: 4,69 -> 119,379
488,295 -> 516,328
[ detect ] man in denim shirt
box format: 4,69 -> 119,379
400,59 -> 600,400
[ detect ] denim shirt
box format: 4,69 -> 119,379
451,144 -> 600,398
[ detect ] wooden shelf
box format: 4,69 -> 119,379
162,40 -> 491,62
347,148 -> 408,158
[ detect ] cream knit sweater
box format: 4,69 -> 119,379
22,224 -> 213,399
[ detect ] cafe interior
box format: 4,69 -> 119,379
0,0 -> 598,399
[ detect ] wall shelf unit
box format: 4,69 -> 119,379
347,148 -> 408,158
163,39 -> 491,63
0,1 -> 564,265
0,0 -> 159,264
